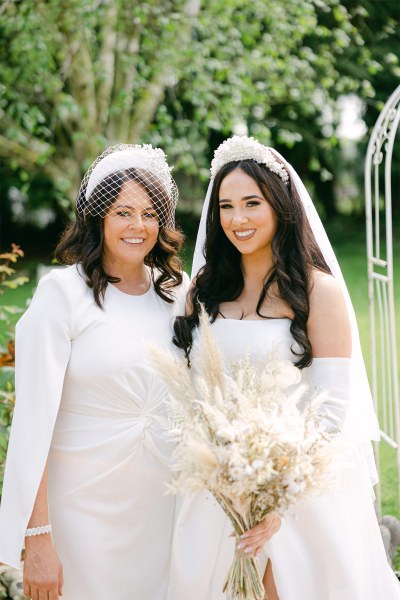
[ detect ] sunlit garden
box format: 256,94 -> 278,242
0,1 -> 399,598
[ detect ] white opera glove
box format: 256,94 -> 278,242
309,358 -> 352,435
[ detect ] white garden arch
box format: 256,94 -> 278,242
365,84 -> 400,514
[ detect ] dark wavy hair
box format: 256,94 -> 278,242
173,159 -> 330,368
55,168 -> 184,307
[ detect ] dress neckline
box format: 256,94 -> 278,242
108,281 -> 153,298
214,317 -> 291,323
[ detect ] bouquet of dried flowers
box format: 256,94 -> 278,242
150,309 -> 335,600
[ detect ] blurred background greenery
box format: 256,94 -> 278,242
0,0 -> 399,511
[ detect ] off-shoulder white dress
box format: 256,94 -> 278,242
0,264 -> 189,600
167,318 -> 400,600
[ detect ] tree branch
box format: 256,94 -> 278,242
107,25 -> 141,142
128,0 -> 201,142
58,3 -> 97,162
96,1 -> 118,131
0,135 -> 65,183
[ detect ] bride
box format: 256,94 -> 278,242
169,135 -> 400,599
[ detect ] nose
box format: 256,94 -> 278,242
128,213 -> 145,230
231,208 -> 248,227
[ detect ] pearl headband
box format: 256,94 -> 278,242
210,135 -> 289,184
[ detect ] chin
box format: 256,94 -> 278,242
234,245 -> 256,255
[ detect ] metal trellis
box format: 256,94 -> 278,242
365,84 -> 400,515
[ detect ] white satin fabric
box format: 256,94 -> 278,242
0,265 -> 189,600
168,319 -> 400,600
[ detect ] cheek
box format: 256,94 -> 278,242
102,219 -> 114,245
149,221 -> 160,235
258,207 -> 276,231
219,210 -> 230,233
146,221 -> 160,243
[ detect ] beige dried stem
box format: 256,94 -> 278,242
147,343 -> 194,411
197,305 -> 225,392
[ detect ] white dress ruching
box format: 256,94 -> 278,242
167,318 -> 400,600
0,264 -> 189,600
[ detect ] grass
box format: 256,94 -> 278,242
0,221 -> 399,516
328,220 -> 400,518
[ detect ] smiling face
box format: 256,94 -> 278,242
102,179 -> 159,270
218,168 -> 277,260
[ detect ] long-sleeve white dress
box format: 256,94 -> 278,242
0,264 -> 189,600
167,318 -> 400,600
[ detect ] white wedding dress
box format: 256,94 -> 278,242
167,318 -> 400,600
0,264 -> 189,600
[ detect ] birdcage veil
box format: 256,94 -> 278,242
76,144 -> 178,229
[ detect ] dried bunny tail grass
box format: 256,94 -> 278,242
146,343 -> 194,410
166,435 -> 220,495
197,305 -> 225,391
176,437 -> 218,477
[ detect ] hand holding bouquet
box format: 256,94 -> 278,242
150,309 -> 335,600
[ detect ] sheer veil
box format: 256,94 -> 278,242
191,145 -> 380,445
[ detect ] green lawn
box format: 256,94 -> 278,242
1,225 -> 399,516
329,221 -> 400,517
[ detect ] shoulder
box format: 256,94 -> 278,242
37,264 -> 87,294
181,271 -> 191,291
30,264 -> 88,313
38,264 -> 83,285
173,271 -> 191,313
309,269 -> 345,311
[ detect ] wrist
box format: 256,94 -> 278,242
26,524 -> 52,537
25,533 -> 53,551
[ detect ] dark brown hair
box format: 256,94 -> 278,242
173,159 -> 330,368
55,168 -> 183,307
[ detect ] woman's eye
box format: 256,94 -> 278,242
219,203 -> 233,210
143,212 -> 158,220
246,201 -> 261,207
116,211 -> 131,218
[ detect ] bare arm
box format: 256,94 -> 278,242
23,464 -> 63,600
307,270 -> 351,358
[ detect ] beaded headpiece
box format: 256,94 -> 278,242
210,135 -> 289,185
76,144 -> 178,228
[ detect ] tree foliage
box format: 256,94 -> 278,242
0,245 -> 28,493
0,0 -> 399,214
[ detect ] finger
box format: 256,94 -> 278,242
241,522 -> 269,538
49,590 -> 59,600
39,588 -> 49,600
255,545 -> 264,557
58,566 -> 64,596
239,531 -> 272,545
246,527 -> 279,546
238,528 -> 279,549
242,518 -> 281,540
247,522 -> 281,541
23,583 -> 31,598
30,587 -> 39,600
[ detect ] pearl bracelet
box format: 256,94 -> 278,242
25,524 -> 52,537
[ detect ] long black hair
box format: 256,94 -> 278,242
55,168 -> 184,307
173,159 -> 330,368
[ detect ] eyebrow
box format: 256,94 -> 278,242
218,194 -> 264,203
114,204 -> 155,211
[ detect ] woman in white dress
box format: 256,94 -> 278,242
170,136 -> 400,599
0,144 -> 189,600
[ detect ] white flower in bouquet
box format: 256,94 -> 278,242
149,308 -> 336,600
